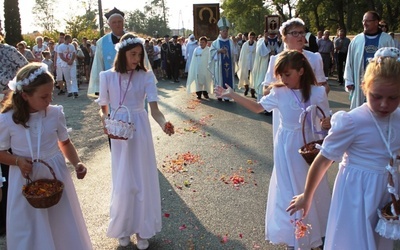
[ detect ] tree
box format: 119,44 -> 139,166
98,0 -> 104,36
4,0 -> 23,46
125,0 -> 170,37
222,0 -> 270,35
33,0 -> 58,32
264,0 -> 298,21
63,1 -> 98,39
125,10 -> 147,34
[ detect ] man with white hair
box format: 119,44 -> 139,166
88,7 -> 125,95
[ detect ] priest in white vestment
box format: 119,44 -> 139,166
344,10 -> 394,109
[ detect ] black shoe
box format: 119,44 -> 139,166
217,98 -> 223,101
264,110 -> 272,116
224,99 -> 230,102
244,85 -> 249,96
203,91 -> 209,99
94,92 -> 99,96
73,92 -> 78,97
58,90 -> 65,95
196,91 -> 202,99
250,89 -> 256,98
67,93 -> 73,97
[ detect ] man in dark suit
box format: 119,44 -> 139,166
168,35 -> 183,83
161,34 -> 172,80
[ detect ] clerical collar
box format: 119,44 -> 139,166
111,32 -> 125,44
364,29 -> 382,36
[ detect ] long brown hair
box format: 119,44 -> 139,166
113,33 -> 147,73
273,50 -> 317,102
1,63 -> 54,128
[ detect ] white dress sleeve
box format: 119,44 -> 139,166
145,71 -> 159,102
56,105 -> 70,142
96,71 -> 110,106
320,111 -> 355,161
312,53 -> 326,83
258,87 -> 279,112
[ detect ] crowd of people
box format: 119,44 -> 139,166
12,33 -> 97,98
1,6 -> 400,250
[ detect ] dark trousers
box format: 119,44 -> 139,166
336,52 -> 347,83
165,61 -> 172,79
171,60 -> 180,81
320,53 -> 331,78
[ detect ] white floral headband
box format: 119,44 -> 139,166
371,47 -> 400,63
8,64 -> 48,92
115,37 -> 144,51
279,18 -> 305,36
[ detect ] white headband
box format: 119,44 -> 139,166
279,18 -> 305,36
370,47 -> 400,63
8,64 -> 48,92
115,37 -> 144,51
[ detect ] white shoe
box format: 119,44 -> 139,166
136,235 -> 149,250
118,236 -> 131,247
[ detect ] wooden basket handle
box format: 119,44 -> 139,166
26,159 -> 58,184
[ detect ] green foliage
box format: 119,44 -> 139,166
125,0 -> 170,38
33,0 -> 58,32
221,0 -> 271,35
64,1 -> 99,40
4,0 -> 23,46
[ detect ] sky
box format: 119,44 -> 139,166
0,0 -> 220,34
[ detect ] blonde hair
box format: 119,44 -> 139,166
362,57 -> 400,94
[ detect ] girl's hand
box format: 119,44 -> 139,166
163,121 -> 174,136
214,84 -> 233,98
286,193 -> 310,218
320,117 -> 331,130
75,162 -> 87,179
16,157 -> 33,179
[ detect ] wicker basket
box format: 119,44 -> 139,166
298,106 -> 325,166
105,105 -> 136,140
22,159 -> 64,209
376,167 -> 400,239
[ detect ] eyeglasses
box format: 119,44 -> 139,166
287,31 -> 306,37
362,19 -> 376,23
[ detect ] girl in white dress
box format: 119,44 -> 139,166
0,63 -> 91,249
97,33 -> 175,249
287,47 -> 400,249
215,50 -> 331,249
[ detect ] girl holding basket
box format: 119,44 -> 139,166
215,50 -> 331,249
0,62 -> 91,249
97,33 -> 174,249
287,47 -> 400,249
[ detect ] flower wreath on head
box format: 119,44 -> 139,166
279,17 -> 305,36
369,47 -> 400,64
8,64 -> 48,92
115,37 -> 145,51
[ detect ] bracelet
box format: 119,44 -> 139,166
15,157 -> 19,166
74,162 -> 83,169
